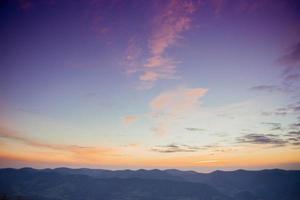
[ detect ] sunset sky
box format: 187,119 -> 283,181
1,0 -> 300,172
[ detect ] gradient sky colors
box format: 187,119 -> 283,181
1,0 -> 300,172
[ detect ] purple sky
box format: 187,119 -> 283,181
0,0 -> 300,171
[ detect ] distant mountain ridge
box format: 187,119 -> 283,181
1,168 -> 300,200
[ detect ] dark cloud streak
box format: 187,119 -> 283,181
185,127 -> 206,132
237,133 -> 287,147
151,143 -> 218,153
250,85 -> 284,93
261,122 -> 282,131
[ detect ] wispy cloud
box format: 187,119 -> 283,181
149,87 -> 207,136
141,0 -> 199,87
236,133 -> 287,147
139,71 -> 160,81
289,123 -> 300,129
286,130 -> 300,146
151,143 -> 214,153
287,131 -> 300,136
260,101 -> 300,116
0,127 -> 117,161
122,115 -> 138,125
125,0 -> 200,89
150,87 -> 207,115
185,127 -> 206,132
279,41 -> 300,67
250,85 -> 284,93
124,37 -> 143,74
278,41 -> 300,92
261,122 -> 282,131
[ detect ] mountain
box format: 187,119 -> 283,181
50,167 -> 185,181
0,168 -> 299,200
0,168 -> 230,200
166,169 -> 300,199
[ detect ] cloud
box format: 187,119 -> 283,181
150,87 -> 207,115
139,71 -> 159,81
139,57 -> 179,85
124,37 -> 143,74
236,133 -> 287,146
0,127 -> 116,161
151,143 -> 220,153
286,130 -> 300,146
141,0 -> 199,87
147,0 -> 198,56
261,122 -> 282,131
148,89 -> 266,138
278,41 -> 300,91
261,101 -> 300,116
149,87 -> 207,136
151,143 -> 204,153
278,101 -> 300,115
289,123 -> 300,129
185,127 -> 206,132
261,111 -> 272,116
284,74 -> 300,82
279,41 -> 300,67
288,131 -> 300,136
123,115 -> 138,125
274,108 -> 289,116
125,0 -> 200,89
250,85 -> 284,93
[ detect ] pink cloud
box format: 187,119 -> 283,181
147,0 -> 198,57
140,71 -> 159,81
125,0 -> 200,89
142,0 -> 199,87
124,37 -> 143,74
149,87 -> 208,136
122,115 -> 138,125
148,16 -> 191,56
144,56 -> 173,68
150,87 -> 207,114
139,56 -> 179,83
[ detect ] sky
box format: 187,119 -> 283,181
0,0 -> 300,172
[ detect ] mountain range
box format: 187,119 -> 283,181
0,168 -> 299,200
